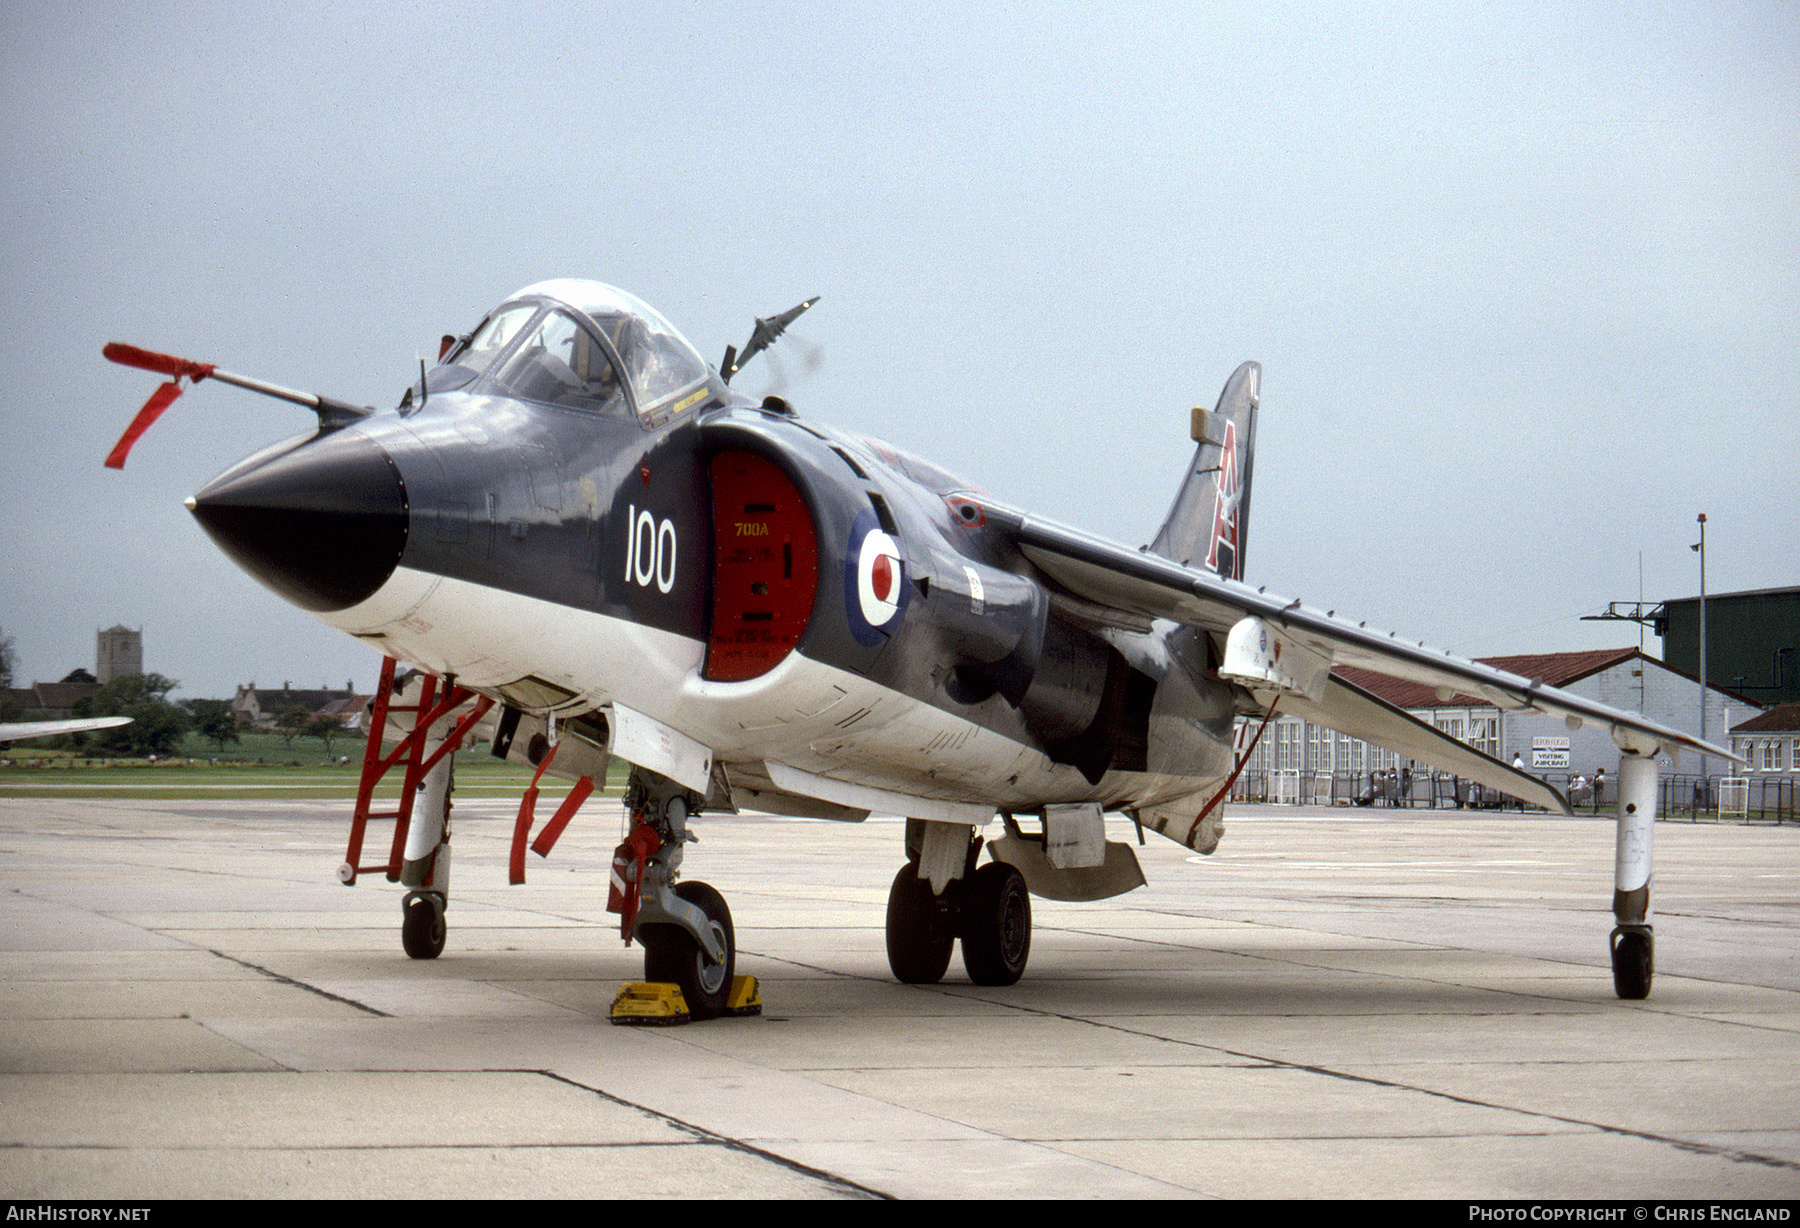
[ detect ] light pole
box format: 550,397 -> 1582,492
1691,513 -> 1708,792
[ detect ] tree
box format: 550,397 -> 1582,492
304,714 -> 345,758
85,673 -> 189,758
183,699 -> 240,754
273,706 -> 311,752
0,631 -> 17,723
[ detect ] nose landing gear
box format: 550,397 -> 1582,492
641,880 -> 736,1018
611,766 -> 740,1020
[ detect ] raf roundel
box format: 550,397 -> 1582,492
844,507 -> 908,646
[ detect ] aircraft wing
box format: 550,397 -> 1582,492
978,502 -> 1738,805
0,716 -> 132,744
1280,673 -> 1571,813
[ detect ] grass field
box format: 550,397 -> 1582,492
0,729 -> 628,801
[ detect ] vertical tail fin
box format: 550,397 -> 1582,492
1148,362 -> 1259,580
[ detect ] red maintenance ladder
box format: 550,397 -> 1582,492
339,656 -> 495,886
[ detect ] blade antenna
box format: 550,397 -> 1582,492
721,296 -> 819,384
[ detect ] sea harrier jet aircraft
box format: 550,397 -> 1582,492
104,280 -> 1732,1013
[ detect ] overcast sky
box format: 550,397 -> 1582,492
3,1 -> 1795,699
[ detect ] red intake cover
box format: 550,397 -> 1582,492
705,451 -> 819,681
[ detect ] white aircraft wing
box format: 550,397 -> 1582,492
0,716 -> 132,743
1279,672 -> 1571,813
980,503 -> 1738,813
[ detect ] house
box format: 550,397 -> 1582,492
1,680 -> 102,720
230,681 -> 369,729
1732,703 -> 1800,777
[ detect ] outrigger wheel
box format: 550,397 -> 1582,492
401,891 -> 446,960
1610,925 -> 1653,1000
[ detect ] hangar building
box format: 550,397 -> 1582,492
1657,586 -> 1800,707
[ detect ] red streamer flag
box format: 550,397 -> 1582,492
102,344 -> 215,469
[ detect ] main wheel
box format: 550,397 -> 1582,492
642,881 -> 735,1020
960,860 -> 1031,986
401,892 -> 445,960
886,862 -> 954,984
1611,928 -> 1653,1000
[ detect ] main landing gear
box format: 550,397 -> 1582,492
611,767 -> 738,1019
886,821 -> 1031,987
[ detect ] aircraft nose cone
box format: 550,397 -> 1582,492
188,429 -> 409,613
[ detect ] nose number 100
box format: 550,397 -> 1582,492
625,505 -> 677,594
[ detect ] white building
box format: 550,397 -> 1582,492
1731,703 -> 1800,777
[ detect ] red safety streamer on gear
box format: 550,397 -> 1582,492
530,774 -> 594,860
510,742 -> 561,885
608,822 -> 662,941
102,344 -> 216,470
1183,695 -> 1280,846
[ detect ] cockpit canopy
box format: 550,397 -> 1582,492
427,279 -> 719,427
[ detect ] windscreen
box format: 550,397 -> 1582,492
492,309 -> 627,414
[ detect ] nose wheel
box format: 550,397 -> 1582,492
640,880 -> 736,1019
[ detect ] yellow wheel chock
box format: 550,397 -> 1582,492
723,973 -> 762,1017
611,975 -> 760,1025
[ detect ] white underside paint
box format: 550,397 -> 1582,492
764,761 -> 995,825
320,567 -> 1225,821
